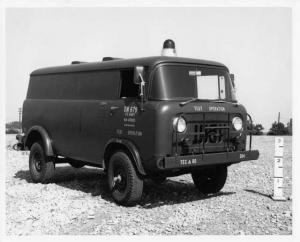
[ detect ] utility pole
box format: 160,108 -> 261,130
18,108 -> 22,133
275,112 -> 281,135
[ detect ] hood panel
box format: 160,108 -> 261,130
152,101 -> 247,157
155,101 -> 246,116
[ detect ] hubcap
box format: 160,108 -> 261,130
114,174 -> 122,183
112,167 -> 127,192
33,152 -> 42,172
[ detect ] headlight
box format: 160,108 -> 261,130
232,117 -> 243,131
173,116 -> 187,133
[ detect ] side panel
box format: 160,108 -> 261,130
108,100 -> 156,164
77,100 -> 116,162
75,99 -> 156,165
23,70 -> 121,162
23,99 -> 81,157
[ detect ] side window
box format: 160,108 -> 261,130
120,69 -> 139,98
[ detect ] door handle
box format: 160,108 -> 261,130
110,106 -> 120,111
109,106 -> 120,116
99,102 -> 107,106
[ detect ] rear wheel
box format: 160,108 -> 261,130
29,142 -> 55,183
191,166 -> 227,194
108,151 -> 143,206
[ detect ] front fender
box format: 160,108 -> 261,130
104,138 -> 146,176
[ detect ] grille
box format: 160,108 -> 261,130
191,122 -> 228,144
172,113 -> 233,155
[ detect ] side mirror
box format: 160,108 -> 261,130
134,66 -> 145,84
230,73 -> 235,88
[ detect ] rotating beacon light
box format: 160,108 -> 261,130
161,39 -> 177,57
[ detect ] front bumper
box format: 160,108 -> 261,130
14,133 -> 25,151
161,150 -> 259,170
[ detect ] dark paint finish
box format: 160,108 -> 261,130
21,56 -> 259,178
31,56 -> 228,76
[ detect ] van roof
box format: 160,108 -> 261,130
30,56 -> 229,76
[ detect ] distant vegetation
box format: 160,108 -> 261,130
267,120 -> 292,136
248,118 -> 292,136
6,121 -> 21,134
247,123 -> 265,135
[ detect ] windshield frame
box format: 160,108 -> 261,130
148,63 -> 236,102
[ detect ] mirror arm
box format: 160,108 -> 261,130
139,74 -> 145,97
230,74 -> 235,88
139,74 -> 145,111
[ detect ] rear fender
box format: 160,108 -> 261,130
24,126 -> 54,156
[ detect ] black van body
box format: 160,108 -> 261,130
18,56 -> 259,206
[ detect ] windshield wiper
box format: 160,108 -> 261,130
180,98 -> 238,107
211,99 -> 238,106
179,98 -> 201,107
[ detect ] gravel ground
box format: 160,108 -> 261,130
5,134 -> 292,235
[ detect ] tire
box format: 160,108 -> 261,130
191,166 -> 227,194
151,176 -> 167,184
29,142 -> 55,183
69,161 -> 85,168
108,151 -> 143,206
13,143 -> 21,151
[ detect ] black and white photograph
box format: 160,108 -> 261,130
1,0 -> 299,239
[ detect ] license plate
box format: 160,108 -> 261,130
179,158 -> 198,166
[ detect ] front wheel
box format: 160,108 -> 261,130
29,142 -> 55,183
191,166 -> 227,194
108,151 -> 143,206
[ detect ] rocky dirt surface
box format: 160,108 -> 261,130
6,135 -> 292,235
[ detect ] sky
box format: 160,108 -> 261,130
5,7 -> 291,130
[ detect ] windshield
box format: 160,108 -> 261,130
150,64 -> 236,101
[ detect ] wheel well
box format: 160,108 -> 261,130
104,143 -> 136,171
25,130 -> 43,150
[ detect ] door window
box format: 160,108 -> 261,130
120,69 -> 139,98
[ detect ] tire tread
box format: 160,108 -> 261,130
192,166 -> 227,194
108,151 -> 143,206
29,142 -> 55,184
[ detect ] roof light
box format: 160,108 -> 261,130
161,39 -> 177,57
